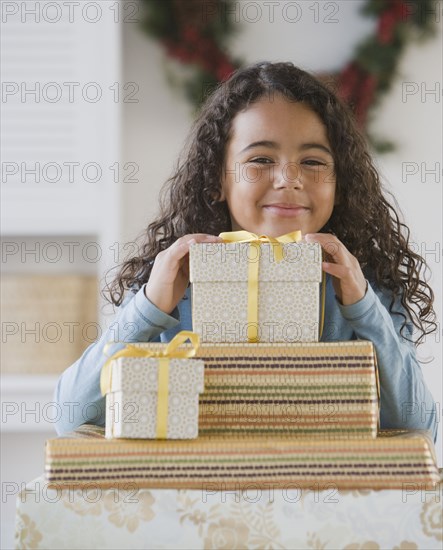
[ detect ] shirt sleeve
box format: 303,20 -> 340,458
53,284 -> 180,435
337,282 -> 438,442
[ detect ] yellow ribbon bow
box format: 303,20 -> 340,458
219,230 -> 302,260
101,330 -> 200,439
219,230 -> 302,343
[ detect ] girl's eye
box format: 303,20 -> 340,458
302,159 -> 328,167
248,157 -> 274,164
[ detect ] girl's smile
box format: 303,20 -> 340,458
262,203 -> 309,217
221,93 -> 337,237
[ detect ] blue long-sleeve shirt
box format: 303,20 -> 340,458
54,275 -> 438,441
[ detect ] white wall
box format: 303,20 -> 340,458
2,4 -> 441,547
122,0 -> 442,464
372,27 -> 442,466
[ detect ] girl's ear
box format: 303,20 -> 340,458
334,189 -> 340,206
216,178 -> 226,202
219,168 -> 227,202
209,188 -> 225,205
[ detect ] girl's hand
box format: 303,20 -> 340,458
305,233 -> 367,306
144,234 -> 223,315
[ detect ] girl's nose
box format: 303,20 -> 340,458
274,162 -> 303,189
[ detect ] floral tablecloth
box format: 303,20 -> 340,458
15,474 -> 442,549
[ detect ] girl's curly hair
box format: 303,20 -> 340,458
106,61 -> 436,345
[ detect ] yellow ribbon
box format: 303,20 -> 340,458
101,331 -> 200,438
219,230 -> 302,260
219,231 -> 302,342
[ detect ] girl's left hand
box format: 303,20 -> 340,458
304,233 -> 367,306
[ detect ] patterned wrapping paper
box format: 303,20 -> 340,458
16,470 -> 443,550
136,340 -> 380,439
189,241 -> 322,343
45,426 -> 440,490
105,357 -> 204,439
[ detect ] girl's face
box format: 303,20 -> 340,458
221,93 -> 336,237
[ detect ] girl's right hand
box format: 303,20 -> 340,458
144,234 -> 223,315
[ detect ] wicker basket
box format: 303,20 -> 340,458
1,274 -> 97,374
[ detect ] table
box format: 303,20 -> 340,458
15,473 -> 442,549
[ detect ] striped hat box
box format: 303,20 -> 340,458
45,427 -> 440,490
135,340 -> 380,439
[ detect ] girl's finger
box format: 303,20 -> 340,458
305,233 -> 350,264
167,235 -> 222,264
175,234 -> 223,246
322,261 -> 367,305
321,261 -> 353,280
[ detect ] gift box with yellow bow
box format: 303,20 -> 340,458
189,231 -> 323,343
101,332 -> 205,439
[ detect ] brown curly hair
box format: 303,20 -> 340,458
106,61 -> 435,344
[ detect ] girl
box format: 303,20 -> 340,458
55,62 -> 437,441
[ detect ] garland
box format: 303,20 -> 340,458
140,0 -> 436,151
140,0 -> 241,105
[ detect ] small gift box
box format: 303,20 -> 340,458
101,332 -> 204,439
189,231 -> 323,343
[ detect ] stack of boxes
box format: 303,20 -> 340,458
45,237 -> 439,490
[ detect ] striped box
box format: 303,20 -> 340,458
137,340 -> 379,439
45,426 -> 439,490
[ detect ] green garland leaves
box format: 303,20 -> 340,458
139,0 -> 436,151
